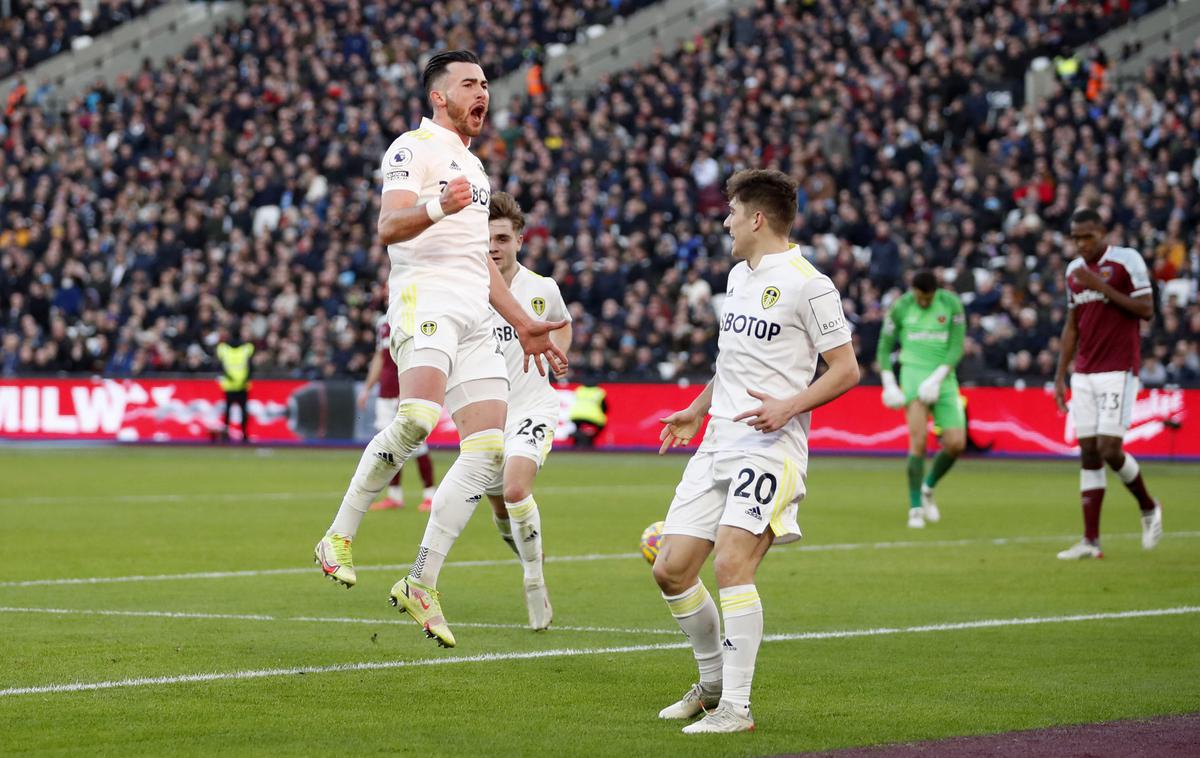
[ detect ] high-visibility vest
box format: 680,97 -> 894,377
570,386 -> 607,426
217,342 -> 254,392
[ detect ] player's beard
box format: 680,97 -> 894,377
447,97 -> 487,137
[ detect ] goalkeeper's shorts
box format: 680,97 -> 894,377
901,366 -> 965,429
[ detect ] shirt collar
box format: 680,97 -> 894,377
421,116 -> 469,150
749,243 -> 799,272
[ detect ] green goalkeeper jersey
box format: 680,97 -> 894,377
876,290 -> 966,371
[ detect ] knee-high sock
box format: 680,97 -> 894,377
493,514 -> 518,555
1114,453 -> 1156,513
409,429 -> 504,588
328,399 -> 441,537
719,584 -> 763,712
417,451 -> 436,489
924,451 -> 957,488
907,455 -> 924,508
506,495 -> 544,581
1081,467 -> 1106,543
663,582 -> 722,690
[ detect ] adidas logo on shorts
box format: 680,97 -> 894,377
450,160 -> 461,170
745,505 -> 762,520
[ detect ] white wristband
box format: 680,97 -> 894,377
425,198 -> 446,223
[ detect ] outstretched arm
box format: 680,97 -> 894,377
488,258 -> 568,376
658,379 -> 714,454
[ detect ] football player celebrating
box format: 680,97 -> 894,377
483,192 -> 572,631
655,169 -> 860,733
314,50 -> 567,649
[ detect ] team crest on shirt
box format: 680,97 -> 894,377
1100,266 -> 1114,280
937,315 -> 946,324
761,286 -> 781,309
531,297 -> 546,316
420,321 -> 438,336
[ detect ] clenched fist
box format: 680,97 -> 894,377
440,176 -> 473,215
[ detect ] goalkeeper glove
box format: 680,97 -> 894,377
917,365 -> 950,405
881,370 -> 905,409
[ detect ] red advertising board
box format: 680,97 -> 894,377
0,378 -> 1196,459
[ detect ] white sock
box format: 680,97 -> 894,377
387,485 -> 404,503
328,399 -> 440,537
506,495 -> 544,581
719,584 -> 763,712
663,582 -> 722,691
423,485 -> 436,500
493,514 -> 518,555
1116,453 -> 1139,484
408,429 -> 504,588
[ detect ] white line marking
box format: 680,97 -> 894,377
2,531 -> 1196,589
2,606 -> 1195,697
0,606 -> 674,636
0,483 -> 668,507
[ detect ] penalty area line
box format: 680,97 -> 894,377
1,606 -> 1196,698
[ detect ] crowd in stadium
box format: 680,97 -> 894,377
1,0 -> 1197,389
0,0 -> 163,79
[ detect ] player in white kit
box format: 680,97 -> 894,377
654,170 -> 860,733
313,51 -> 567,649
482,192 -> 572,631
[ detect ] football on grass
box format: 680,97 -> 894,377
640,521 -> 665,564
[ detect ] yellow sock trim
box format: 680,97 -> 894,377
506,496 -> 537,521
460,430 -> 504,453
398,399 -> 442,430
720,589 -> 761,615
665,583 -> 711,618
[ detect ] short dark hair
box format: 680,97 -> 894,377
725,169 -> 798,234
912,269 -> 938,294
423,50 -> 481,94
488,191 -> 525,233
1070,207 -> 1104,227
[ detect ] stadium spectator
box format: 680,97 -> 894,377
0,0 -> 1196,391
0,0 -> 164,78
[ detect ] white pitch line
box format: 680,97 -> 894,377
0,606 -> 675,636
0,483 -> 668,507
2,531 -> 1197,590
2,606 -> 1195,698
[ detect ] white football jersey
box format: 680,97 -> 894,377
700,246 -> 852,463
380,117 -> 492,309
491,266 -> 571,415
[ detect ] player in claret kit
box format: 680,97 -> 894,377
654,170 -> 860,733
1054,208 -> 1162,560
875,269 -> 967,528
483,192 -> 572,631
357,312 -> 437,512
313,50 -> 567,649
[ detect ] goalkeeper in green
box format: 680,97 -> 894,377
875,270 -> 966,528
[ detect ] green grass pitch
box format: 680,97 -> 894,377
1,446 -> 1197,756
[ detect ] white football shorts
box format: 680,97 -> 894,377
484,408 -> 556,497
663,449 -> 805,544
1070,370 -> 1137,439
389,289 -> 507,411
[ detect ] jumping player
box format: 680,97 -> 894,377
314,50 -> 567,649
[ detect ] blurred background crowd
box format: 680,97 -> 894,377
1,0 -> 1197,388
